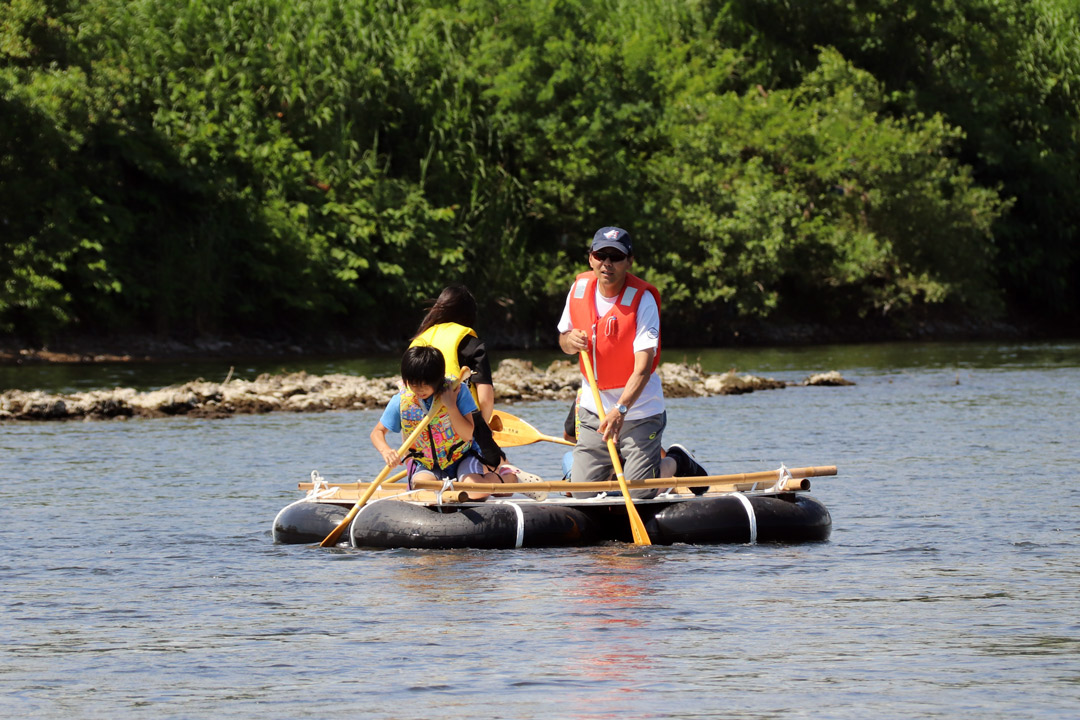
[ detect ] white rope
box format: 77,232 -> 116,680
767,463 -> 793,493
304,470 -> 340,500
492,500 -> 526,548
731,492 -> 758,544
436,478 -> 454,507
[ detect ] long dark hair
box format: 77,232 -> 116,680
414,284 -> 478,338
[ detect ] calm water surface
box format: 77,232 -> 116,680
3,341 -> 1079,718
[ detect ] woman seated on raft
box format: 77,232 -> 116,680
410,284 -> 544,498
371,345 -> 542,501
410,284 -> 504,471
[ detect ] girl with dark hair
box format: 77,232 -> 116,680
414,283 -> 478,336
410,284 -> 503,468
405,285 -> 545,500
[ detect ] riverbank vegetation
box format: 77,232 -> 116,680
3,0 -> 1079,350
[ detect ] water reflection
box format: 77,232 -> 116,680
563,549 -> 662,622
554,549 -> 664,718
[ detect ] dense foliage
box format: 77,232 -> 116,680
3,0 -> 1078,347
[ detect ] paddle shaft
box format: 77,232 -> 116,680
319,369 -> 470,547
579,351 -> 651,546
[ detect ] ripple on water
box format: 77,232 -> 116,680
3,347 -> 1080,718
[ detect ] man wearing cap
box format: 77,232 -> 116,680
557,226 -> 666,498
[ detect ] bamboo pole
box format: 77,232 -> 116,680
298,465 -> 836,498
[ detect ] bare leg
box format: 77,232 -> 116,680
461,468 -> 501,500
456,454 -> 500,500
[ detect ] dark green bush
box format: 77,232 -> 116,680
2,0 -> 1076,346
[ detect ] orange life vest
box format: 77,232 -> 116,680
567,271 -> 661,390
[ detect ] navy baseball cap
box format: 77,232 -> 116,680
591,226 -> 632,255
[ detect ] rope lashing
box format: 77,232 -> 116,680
304,470 -> 339,500
435,478 -> 454,507
730,491 -> 758,544
492,500 -> 526,548
768,463 -> 794,493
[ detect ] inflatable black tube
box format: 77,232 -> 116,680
520,503 -> 600,547
273,500 -> 350,544
644,493 -> 832,545
273,493 -> 831,548
350,501 -> 599,549
752,493 -> 832,543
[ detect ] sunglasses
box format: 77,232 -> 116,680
591,250 -> 627,263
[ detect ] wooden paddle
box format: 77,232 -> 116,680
579,351 -> 651,546
489,409 -> 574,447
319,368 -> 471,547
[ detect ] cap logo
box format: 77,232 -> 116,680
604,229 -> 621,240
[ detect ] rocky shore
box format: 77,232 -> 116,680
0,359 -> 852,422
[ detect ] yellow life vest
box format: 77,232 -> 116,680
400,381 -> 470,470
410,322 -> 479,404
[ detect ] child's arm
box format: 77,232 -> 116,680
370,422 -> 401,468
440,386 -> 475,443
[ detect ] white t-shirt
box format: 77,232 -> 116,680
557,282 -> 665,420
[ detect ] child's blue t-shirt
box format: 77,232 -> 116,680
380,384 -> 479,435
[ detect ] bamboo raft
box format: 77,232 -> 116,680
273,465 -> 837,549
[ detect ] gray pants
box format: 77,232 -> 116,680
570,410 -> 666,499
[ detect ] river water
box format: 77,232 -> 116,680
2,341 -> 1079,718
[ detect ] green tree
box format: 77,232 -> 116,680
722,0 -> 1080,321
644,49 -> 1005,338
0,0 -> 115,339
1,0 -> 1075,347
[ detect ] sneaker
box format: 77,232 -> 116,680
666,443 -> 709,495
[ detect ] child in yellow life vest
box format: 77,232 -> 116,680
411,284 -> 504,468
370,345 -> 500,499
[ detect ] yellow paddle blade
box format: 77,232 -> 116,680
489,409 -> 573,447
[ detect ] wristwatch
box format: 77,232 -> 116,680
616,403 -> 629,415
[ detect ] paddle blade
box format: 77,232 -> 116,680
489,410 -> 573,448
319,468 -> 393,547
627,506 -> 651,545
319,508 -> 356,547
